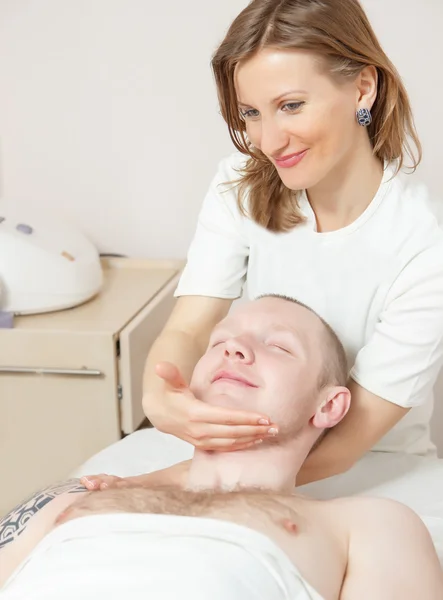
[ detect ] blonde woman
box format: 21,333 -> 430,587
86,0 -> 443,490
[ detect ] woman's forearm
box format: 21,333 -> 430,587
142,296 -> 232,399
296,381 -> 410,487
296,429 -> 352,486
143,328 -> 204,396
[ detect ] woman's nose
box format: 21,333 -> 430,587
259,118 -> 290,158
224,337 -> 254,364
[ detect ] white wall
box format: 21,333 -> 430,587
0,0 -> 249,257
0,0 -> 442,451
0,0 -> 441,256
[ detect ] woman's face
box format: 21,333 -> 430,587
234,48 -> 365,191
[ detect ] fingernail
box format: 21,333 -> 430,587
254,439 -> 263,445
258,419 -> 270,425
268,428 -> 278,436
100,483 -> 109,490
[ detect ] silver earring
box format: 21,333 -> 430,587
356,108 -> 372,127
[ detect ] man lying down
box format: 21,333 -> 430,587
1,296 -> 442,600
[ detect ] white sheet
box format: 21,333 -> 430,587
71,428 -> 443,565
1,513 -> 324,600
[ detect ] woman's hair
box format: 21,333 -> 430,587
211,0 -> 422,232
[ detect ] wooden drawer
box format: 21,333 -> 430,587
0,258 -> 183,514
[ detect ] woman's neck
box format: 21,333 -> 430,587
307,137 -> 384,233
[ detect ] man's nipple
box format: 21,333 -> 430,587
281,518 -> 298,534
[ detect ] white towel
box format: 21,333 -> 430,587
1,513 -> 325,600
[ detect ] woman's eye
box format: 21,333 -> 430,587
210,340 -> 224,348
240,108 -> 260,120
282,101 -> 304,113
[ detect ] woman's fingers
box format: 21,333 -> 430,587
188,400 -> 271,427
155,362 -> 188,390
185,422 -> 278,441
188,435 -> 267,451
80,474 -> 123,491
147,363 -> 278,451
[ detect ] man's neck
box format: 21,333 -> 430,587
186,436 -> 312,494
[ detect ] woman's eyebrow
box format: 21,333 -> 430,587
237,89 -> 308,108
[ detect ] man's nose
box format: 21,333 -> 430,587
224,336 -> 254,364
259,117 -> 291,158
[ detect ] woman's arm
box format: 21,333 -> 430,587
143,155 -> 250,410
0,479 -> 89,587
299,241 -> 443,486
296,380 -> 409,485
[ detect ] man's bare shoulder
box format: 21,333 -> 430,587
0,479 -> 89,587
323,496 -> 439,566
328,497 -> 443,598
323,495 -> 424,525
286,494 -> 427,542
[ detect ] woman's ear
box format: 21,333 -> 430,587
312,386 -> 351,430
355,65 -> 378,111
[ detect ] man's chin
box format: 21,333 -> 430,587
203,392 -> 248,409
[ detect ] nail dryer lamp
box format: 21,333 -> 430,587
0,210 -> 103,315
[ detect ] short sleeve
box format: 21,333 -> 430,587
175,154 -> 249,299
350,241 -> 443,407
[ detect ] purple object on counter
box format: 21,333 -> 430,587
0,311 -> 14,328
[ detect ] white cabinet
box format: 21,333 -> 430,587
0,258 -> 182,514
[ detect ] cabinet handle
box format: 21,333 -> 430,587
0,366 -> 102,377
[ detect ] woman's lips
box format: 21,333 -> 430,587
274,149 -> 308,168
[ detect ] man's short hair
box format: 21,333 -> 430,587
256,294 -> 348,388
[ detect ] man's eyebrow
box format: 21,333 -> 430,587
238,89 -> 308,108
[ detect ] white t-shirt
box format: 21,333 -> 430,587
175,152 -> 443,455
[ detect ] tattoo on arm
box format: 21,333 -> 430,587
0,479 -> 86,550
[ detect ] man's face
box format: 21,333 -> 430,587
190,297 -> 326,437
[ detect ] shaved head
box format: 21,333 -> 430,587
190,293 -> 350,444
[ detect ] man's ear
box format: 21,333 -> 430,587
311,386 -> 351,430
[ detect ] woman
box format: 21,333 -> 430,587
88,0 -> 443,490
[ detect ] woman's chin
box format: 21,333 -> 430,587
278,168 -> 319,192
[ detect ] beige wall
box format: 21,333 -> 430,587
0,0 -> 442,452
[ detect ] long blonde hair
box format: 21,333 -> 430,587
211,0 -> 422,232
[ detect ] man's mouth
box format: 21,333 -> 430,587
211,370 -> 258,388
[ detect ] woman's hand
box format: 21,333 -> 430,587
143,361 -> 278,451
80,461 -> 191,492
80,474 -> 126,491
